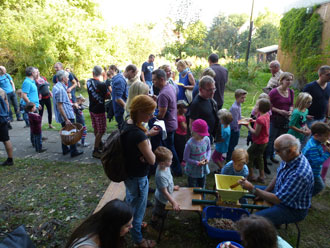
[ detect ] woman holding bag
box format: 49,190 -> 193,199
266,72 -> 294,163
176,60 -> 195,103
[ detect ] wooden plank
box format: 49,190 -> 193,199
94,182 -> 126,213
165,187 -> 203,212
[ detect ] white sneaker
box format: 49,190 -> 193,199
82,142 -> 90,147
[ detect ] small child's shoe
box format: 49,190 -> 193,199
38,148 -> 47,153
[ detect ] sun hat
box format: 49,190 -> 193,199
192,119 -> 209,137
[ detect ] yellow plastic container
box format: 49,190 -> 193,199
214,174 -> 248,202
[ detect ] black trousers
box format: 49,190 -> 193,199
39,97 -> 52,124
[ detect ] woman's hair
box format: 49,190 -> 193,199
202,68 -> 216,78
258,98 -> 271,113
278,72 -> 294,85
154,146 -> 172,163
130,95 -> 156,132
294,92 -> 312,110
125,82 -> 149,113
65,199 -> 133,248
109,65 -> 119,73
232,148 -> 249,164
237,215 -> 278,248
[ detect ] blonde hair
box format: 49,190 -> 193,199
202,68 -> 216,78
176,60 -> 189,69
235,89 -> 247,99
279,72 -> 294,85
125,82 -> 149,113
217,109 -> 233,125
130,95 -> 156,133
294,92 -> 312,110
232,149 -> 249,164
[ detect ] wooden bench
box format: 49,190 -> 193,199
94,181 -> 126,213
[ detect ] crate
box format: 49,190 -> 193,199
214,174 -> 248,202
202,206 -> 249,241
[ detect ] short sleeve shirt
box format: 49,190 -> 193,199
0,74 -> 14,93
288,109 -> 308,141
87,78 -> 108,114
52,82 -> 75,123
269,88 -> 294,119
221,161 -> 249,178
215,124 -> 231,153
155,167 -> 174,204
252,113 -> 270,144
22,77 -> 39,108
303,81 -> 330,120
157,84 -> 178,132
229,101 -> 241,131
176,114 -> 187,135
141,62 -> 154,81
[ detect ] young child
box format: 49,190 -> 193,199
174,100 -> 188,164
26,102 -> 46,153
302,122 -> 330,196
184,119 -> 211,188
227,89 -> 247,162
212,109 -> 233,171
74,94 -> 89,147
16,89 -> 29,127
221,148 -> 249,178
243,98 -> 271,183
288,92 -> 312,147
152,146 -> 180,225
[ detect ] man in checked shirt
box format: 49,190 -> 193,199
239,134 -> 314,226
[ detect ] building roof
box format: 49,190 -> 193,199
256,45 -> 279,54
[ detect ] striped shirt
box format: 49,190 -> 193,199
52,82 -> 75,123
302,137 -> 330,176
275,154 -> 314,209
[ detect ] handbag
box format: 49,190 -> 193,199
185,89 -> 193,104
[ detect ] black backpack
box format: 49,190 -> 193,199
101,129 -> 128,182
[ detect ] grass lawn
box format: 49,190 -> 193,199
0,158 -> 329,248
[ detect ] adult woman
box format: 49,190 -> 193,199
159,64 -> 178,95
124,81 -> 149,118
121,95 -> 159,248
34,68 -> 54,129
176,60 -> 195,102
266,72 -> 294,163
65,199 -> 133,248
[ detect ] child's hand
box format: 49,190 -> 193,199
174,185 -> 180,191
172,202 -> 180,211
303,128 -> 311,136
148,126 -> 160,137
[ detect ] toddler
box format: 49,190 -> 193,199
184,119 -> 211,188
302,122 -> 330,196
288,92 -> 312,147
174,100 -> 188,163
221,148 -> 249,178
243,98 -> 271,183
26,102 -> 46,153
151,146 -> 180,225
74,94 -> 89,147
212,109 -> 233,170
17,89 -> 29,127
227,89 -> 247,161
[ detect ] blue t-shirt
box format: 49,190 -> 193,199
303,81 -> 330,120
111,73 -> 128,116
22,77 -> 39,107
221,160 -> 249,178
215,124 -> 231,153
0,74 -> 14,93
141,62 -> 154,81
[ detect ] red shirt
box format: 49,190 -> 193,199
252,113 -> 270,144
176,114 -> 187,135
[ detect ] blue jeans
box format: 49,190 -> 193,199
7,92 -> 21,120
146,80 -> 153,95
164,131 -> 182,176
227,130 -> 240,161
124,176 -> 149,243
188,176 -> 206,188
32,133 -> 42,152
266,120 -> 288,159
313,176 -> 325,196
61,119 -> 78,155
255,204 -> 308,226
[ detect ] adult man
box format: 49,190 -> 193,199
208,53 -> 228,109
87,66 -> 109,159
239,134 -> 314,226
189,76 -> 218,140
124,64 -> 139,88
141,54 -> 155,94
52,62 -> 78,102
52,70 -> 83,158
111,67 -> 128,129
152,69 -> 181,176
303,65 -> 330,127
22,67 -> 39,109
0,88 -> 14,166
264,60 -> 283,93
0,66 -> 22,121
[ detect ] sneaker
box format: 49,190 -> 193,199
42,137 -> 48,141
92,150 -> 102,159
17,118 -> 24,121
77,141 -> 82,146
1,159 -> 13,166
71,150 -> 84,158
82,142 -> 90,147
38,148 -> 47,153
24,125 -> 30,128
7,123 -> 12,130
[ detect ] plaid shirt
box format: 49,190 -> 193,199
302,136 -> 330,176
52,82 -> 74,123
275,154 -> 314,209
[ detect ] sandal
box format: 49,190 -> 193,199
134,239 -> 156,248
257,177 -> 265,184
247,176 -> 257,182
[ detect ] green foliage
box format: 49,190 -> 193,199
280,7 -> 324,86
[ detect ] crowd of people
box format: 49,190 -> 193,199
0,56 -> 330,247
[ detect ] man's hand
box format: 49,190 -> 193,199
238,178 -> 254,192
67,88 -> 72,93
38,105 -> 42,110
65,119 -> 72,125
148,126 -> 160,137
172,201 -> 180,211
